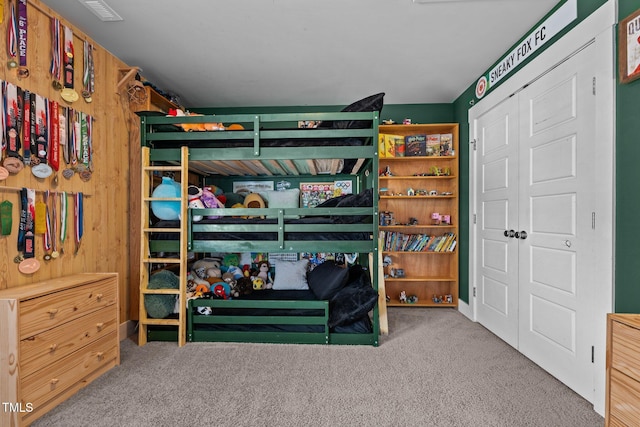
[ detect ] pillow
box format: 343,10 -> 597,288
318,93 -> 385,129
307,261 -> 350,300
263,189 -> 300,219
272,259 -> 310,290
328,266 -> 378,328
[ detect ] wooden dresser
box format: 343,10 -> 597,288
606,313 -> 640,426
0,273 -> 120,426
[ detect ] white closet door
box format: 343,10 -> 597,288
517,42 -> 597,401
474,96 -> 520,348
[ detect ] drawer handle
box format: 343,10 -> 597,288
96,352 -> 104,360
96,322 -> 105,331
50,378 -> 59,385
47,308 -> 59,316
49,343 -> 58,352
96,293 -> 103,301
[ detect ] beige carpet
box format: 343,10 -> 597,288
33,308 -> 604,427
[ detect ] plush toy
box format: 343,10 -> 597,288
144,270 -> 180,318
222,253 -> 240,269
236,276 -> 253,296
168,108 -> 224,132
187,185 -> 206,222
191,258 -> 222,288
252,277 -> 265,290
255,260 -> 273,289
200,187 -> 225,219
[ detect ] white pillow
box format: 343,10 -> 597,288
263,189 -> 300,219
272,259 -> 310,290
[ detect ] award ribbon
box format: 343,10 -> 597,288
74,191 -> 83,254
17,0 -> 26,68
49,100 -> 60,171
43,190 -> 52,260
6,1 -> 17,69
59,191 -> 67,254
50,17 -> 62,89
61,26 -> 78,103
82,40 -> 94,102
3,82 -> 23,174
24,188 -> 35,259
51,191 -> 59,258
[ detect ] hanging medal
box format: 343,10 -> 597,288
6,0 -> 18,70
3,82 -> 23,174
18,188 -> 40,274
60,106 -> 74,179
82,40 -> 94,103
50,17 -> 62,91
49,100 -> 60,184
21,89 -> 30,166
42,190 -> 52,260
74,191 -> 83,255
59,191 -> 67,254
0,81 -> 9,180
77,112 -> 92,181
16,0 -> 28,78
50,191 -> 59,258
32,94 -> 52,178
61,25 -> 78,103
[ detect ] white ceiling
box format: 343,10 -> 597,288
40,0 -> 558,108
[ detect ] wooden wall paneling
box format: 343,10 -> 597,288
0,0 -> 139,327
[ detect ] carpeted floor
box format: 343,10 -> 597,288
33,308 -> 604,427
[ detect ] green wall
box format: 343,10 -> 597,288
452,0 -> 613,305
615,0 -> 640,313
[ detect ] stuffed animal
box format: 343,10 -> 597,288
191,258 -> 222,288
252,277 -> 265,290
168,108 -> 224,132
255,260 -> 273,289
236,276 -> 253,296
187,185 -> 206,222
200,187 -> 225,219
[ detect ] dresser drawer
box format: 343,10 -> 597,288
19,277 -> 117,339
21,332 -> 118,410
609,368 -> 640,426
611,320 -> 640,381
20,306 -> 118,378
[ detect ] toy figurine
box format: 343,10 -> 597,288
399,290 -> 407,303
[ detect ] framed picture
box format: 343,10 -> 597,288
619,8 -> 640,84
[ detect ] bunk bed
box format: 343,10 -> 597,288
139,95 -> 382,346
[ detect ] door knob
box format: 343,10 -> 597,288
516,231 -> 528,240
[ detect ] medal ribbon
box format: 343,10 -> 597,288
63,26 -> 74,89
80,112 -> 89,168
59,106 -> 69,165
74,192 -> 83,251
43,191 -> 51,252
60,191 -> 67,244
17,187 -> 27,252
72,111 -> 80,167
50,17 -> 61,81
7,1 -> 17,63
17,0 -> 27,67
49,100 -> 59,170
51,191 -> 58,255
1,81 -> 6,158
4,82 -> 21,160
24,188 -> 35,258
35,94 -> 48,164
83,40 -> 95,95
22,89 -> 30,164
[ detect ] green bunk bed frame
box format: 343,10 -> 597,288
140,110 -> 380,346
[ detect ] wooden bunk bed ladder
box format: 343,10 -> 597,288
138,146 -> 189,346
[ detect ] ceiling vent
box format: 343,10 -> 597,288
77,0 -> 123,22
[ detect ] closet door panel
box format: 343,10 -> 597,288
518,42 -> 597,402
474,96 -> 520,348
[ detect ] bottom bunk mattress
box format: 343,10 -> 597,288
188,264 -> 378,345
